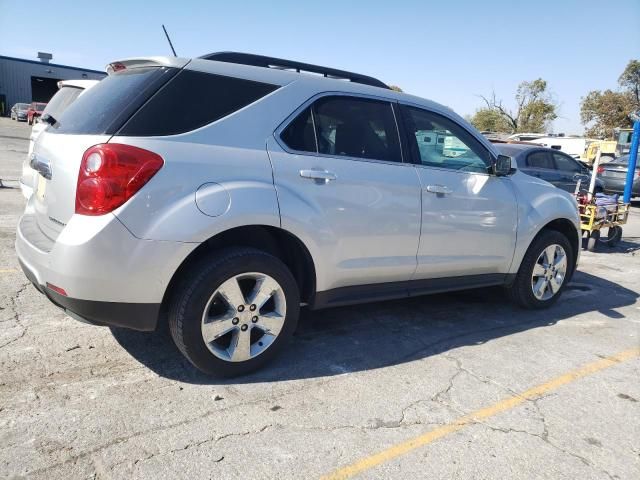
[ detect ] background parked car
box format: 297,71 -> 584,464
20,80 -> 99,198
26,102 -> 47,125
10,103 -> 30,121
495,143 -> 604,193
597,154 -> 640,198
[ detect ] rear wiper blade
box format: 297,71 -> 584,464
41,113 -> 58,127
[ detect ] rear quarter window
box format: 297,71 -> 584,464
118,70 -> 279,136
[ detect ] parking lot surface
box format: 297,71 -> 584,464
0,117 -> 639,479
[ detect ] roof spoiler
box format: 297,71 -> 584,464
105,56 -> 189,74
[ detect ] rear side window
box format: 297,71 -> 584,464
527,151 -> 554,169
552,153 -> 581,172
118,70 -> 279,136
313,96 -> 401,162
42,86 -> 83,119
281,107 -> 316,152
50,67 -> 176,135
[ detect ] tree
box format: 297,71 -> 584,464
469,107 -> 511,132
388,85 -> 403,92
475,78 -> 558,133
618,59 -> 640,106
580,90 -> 634,138
580,59 -> 639,138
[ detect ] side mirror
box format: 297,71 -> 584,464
492,154 -> 513,176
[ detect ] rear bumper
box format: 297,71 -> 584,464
15,208 -> 196,331
601,178 -> 640,195
19,259 -> 160,331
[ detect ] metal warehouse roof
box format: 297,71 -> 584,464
0,55 -> 106,75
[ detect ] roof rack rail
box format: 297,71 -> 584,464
199,52 -> 389,89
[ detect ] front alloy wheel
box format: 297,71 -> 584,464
531,244 -> 567,301
508,230 -> 573,309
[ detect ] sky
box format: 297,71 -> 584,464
1,0 -> 639,134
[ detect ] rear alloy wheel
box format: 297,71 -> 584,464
169,248 -> 299,376
508,230 -> 573,309
201,272 -> 287,363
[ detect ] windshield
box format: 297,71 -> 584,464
617,131 -> 632,145
42,87 -> 84,119
17,103 -> 29,110
35,104 -> 46,111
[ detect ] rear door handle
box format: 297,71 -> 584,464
299,169 -> 337,182
425,184 -> 453,195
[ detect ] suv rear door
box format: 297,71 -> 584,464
399,105 -> 517,280
268,94 -> 421,293
551,151 -> 588,192
524,150 -> 562,186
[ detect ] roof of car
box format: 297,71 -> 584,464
58,79 -> 101,90
494,143 -> 543,155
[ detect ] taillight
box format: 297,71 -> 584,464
76,144 -> 163,216
596,166 -> 604,174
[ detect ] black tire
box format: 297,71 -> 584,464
603,226 -> 622,247
507,230 -> 574,309
586,230 -> 600,252
28,117 -> 33,125
168,247 -> 300,377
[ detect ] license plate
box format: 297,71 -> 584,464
36,174 -> 47,201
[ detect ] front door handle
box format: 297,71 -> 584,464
425,184 -> 453,195
300,169 -> 337,182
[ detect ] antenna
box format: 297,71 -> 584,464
162,24 -> 177,57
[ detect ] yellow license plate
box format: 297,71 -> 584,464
36,175 -> 47,201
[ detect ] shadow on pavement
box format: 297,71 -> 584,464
110,270 -> 638,385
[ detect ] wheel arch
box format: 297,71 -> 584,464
161,225 -> 317,314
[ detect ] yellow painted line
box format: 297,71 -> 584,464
321,347 -> 640,480
0,268 -> 19,274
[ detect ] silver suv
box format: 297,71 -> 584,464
16,52 -> 580,376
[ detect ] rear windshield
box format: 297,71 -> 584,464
42,86 -> 84,119
48,67 -> 177,135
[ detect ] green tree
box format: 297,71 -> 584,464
476,78 -> 557,133
580,59 -> 639,138
580,90 -> 634,138
469,108 -> 511,132
618,59 -> 640,106
388,85 -> 403,92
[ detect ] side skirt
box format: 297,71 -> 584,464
311,273 -> 515,309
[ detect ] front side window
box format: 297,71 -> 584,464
552,153 -> 581,172
527,151 -> 554,169
402,106 -> 490,173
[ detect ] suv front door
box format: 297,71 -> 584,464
400,105 -> 518,281
268,95 -> 421,293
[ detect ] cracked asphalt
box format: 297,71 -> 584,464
0,117 -> 639,479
